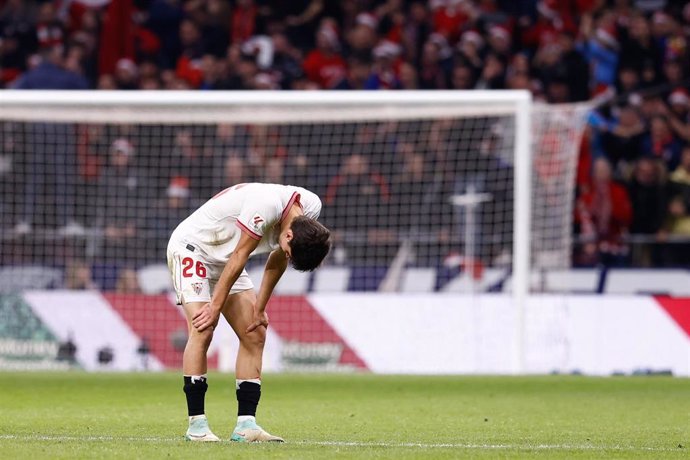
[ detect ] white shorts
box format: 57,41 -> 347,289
166,239 -> 254,305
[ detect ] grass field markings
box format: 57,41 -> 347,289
0,434 -> 178,443
293,441 -> 681,452
0,434 -> 682,452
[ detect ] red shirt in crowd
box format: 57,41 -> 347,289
432,5 -> 468,42
231,3 -> 256,44
303,50 -> 347,89
576,181 -> 632,249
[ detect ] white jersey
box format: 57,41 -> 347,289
169,183 -> 322,265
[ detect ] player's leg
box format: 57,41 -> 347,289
182,301 -> 213,376
167,246 -> 219,442
180,300 -> 220,442
222,289 -> 264,380
221,289 -> 283,443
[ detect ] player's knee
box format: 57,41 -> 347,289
242,327 -> 265,351
190,327 -> 214,348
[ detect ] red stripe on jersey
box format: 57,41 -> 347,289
280,192 -> 301,222
236,220 -> 262,240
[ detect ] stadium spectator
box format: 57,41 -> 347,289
474,52 -> 505,90
97,73 -> 117,89
456,29 -> 484,73
664,89 -> 690,142
400,1 -> 431,66
333,55 -> 372,89
65,260 -> 98,290
618,13 -> 661,79
176,19 -> 205,88
96,138 -> 149,263
668,88 -> 690,121
575,158 -> 633,266
601,105 -> 646,179
418,33 -> 451,89
323,153 -> 392,260
164,129 -> 218,200
577,12 -> 620,93
662,196 -> 690,237
642,115 -> 683,171
230,0 -> 258,46
549,30 -> 590,101
34,2 -> 64,51
244,125 -> 288,180
220,155 -> 246,189
669,146 -> 690,206
114,58 -> 139,90
398,61 -> 419,89
148,176 -> 195,260
486,24 -> 512,59
522,0 -> 576,51
451,63 -> 476,90
12,45 -> 87,89
627,157 -> 668,238
658,195 -> 690,265
662,59 -> 686,89
347,12 -> 378,56
390,146 -> 429,230
270,32 -> 304,89
365,40 -> 403,89
280,0 -> 326,51
303,21 -> 346,89
114,268 -> 142,294
262,157 -> 285,184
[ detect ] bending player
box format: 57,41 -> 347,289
167,183 -> 331,442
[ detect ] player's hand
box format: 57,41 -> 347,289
246,309 -> 269,334
192,303 -> 220,332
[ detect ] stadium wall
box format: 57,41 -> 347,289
1,292 -> 687,376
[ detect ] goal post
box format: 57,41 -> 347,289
513,93 -> 532,374
0,90 -> 591,373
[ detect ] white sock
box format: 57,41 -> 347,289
186,374 -> 207,384
189,414 -> 206,422
237,415 -> 255,424
235,378 -> 261,390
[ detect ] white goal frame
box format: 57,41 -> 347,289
0,90 -> 532,372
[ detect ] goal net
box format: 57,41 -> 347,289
0,91 -> 590,372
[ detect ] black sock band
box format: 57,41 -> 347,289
236,381 -> 261,417
183,376 -> 208,417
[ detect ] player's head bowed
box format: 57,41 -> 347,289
288,216 -> 331,272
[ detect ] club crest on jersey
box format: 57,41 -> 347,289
251,213 -> 265,229
192,282 -> 204,296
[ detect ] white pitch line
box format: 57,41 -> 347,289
0,434 -> 682,452
292,441 -> 680,452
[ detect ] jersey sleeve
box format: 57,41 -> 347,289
236,197 -> 282,240
299,189 -> 322,219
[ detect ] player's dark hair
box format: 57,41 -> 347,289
289,216 -> 331,272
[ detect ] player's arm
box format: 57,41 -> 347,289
192,231 -> 259,332
246,248 -> 289,333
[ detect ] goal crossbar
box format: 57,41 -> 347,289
0,90 -> 530,124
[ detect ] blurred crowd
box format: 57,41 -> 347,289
1,0 -> 690,268
0,0 -> 686,97
1,117 -> 509,274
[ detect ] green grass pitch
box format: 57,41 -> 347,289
0,372 -> 687,459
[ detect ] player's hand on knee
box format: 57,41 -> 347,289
246,309 -> 269,334
192,303 -> 220,332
